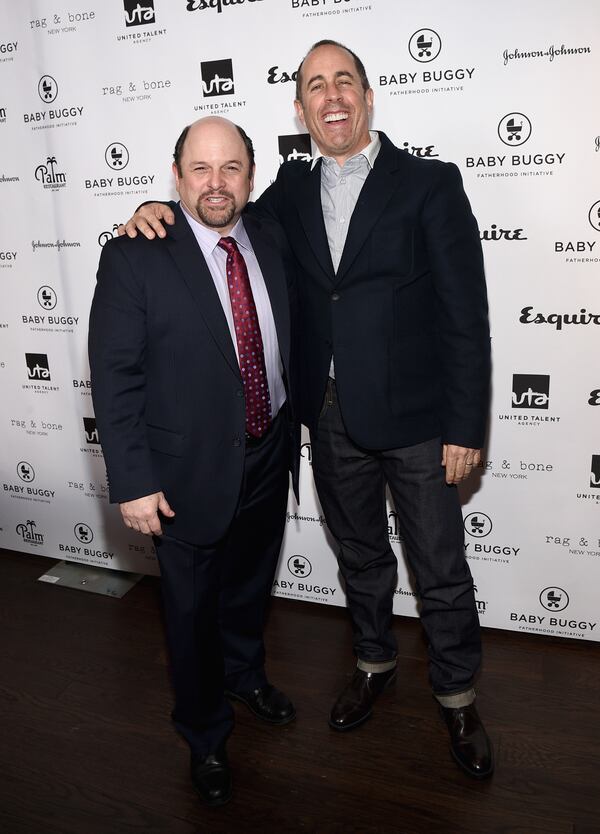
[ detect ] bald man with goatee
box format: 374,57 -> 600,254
89,117 -> 299,806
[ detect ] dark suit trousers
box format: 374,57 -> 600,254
310,380 -> 481,696
154,411 -> 289,759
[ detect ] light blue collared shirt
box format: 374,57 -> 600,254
181,203 -> 286,418
311,130 -> 382,377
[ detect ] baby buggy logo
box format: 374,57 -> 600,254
408,29 -> 442,63
539,587 -> 569,612
498,113 -> 532,146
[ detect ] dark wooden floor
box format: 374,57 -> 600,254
0,549 -> 598,834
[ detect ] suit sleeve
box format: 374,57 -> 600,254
255,166 -> 286,222
421,162 -> 491,449
88,241 -> 162,504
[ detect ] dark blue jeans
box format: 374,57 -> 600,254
310,379 -> 481,696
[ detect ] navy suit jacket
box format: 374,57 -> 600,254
89,204 -> 299,547
256,131 -> 491,451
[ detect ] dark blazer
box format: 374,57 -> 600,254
89,204 -> 299,547
256,131 -> 491,451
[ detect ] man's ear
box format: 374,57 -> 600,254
366,87 -> 374,115
172,161 -> 180,189
294,98 -> 306,127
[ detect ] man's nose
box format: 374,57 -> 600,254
324,83 -> 342,101
208,170 -> 225,190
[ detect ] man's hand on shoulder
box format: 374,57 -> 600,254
117,203 -> 175,240
120,491 -> 175,536
442,444 -> 481,485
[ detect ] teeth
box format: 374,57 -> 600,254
324,112 -> 348,123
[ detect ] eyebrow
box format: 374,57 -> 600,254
188,159 -> 244,167
305,69 -> 355,88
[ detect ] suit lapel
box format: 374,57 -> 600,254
296,159 -> 336,282
335,134 -> 403,285
244,214 -> 291,373
165,206 -> 240,378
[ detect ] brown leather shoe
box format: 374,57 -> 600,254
329,667 -> 396,731
440,702 -> 494,778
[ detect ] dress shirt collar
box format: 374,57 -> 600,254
180,201 -> 252,254
311,130 -> 381,171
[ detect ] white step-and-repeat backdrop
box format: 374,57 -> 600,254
1,0 -> 599,641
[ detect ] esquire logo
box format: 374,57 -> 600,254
511,375 -> 549,409
278,134 -> 312,165
519,307 -> 600,330
480,224 -> 527,242
123,0 -> 155,25
267,66 -> 297,85
200,60 -> 234,97
187,0 -> 264,12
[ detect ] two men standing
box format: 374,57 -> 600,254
93,38 -> 493,805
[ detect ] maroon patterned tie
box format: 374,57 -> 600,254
218,236 -> 272,438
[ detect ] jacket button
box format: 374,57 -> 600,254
331,292 -> 340,301
236,389 -> 244,398
233,437 -> 241,447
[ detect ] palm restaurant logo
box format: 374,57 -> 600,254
16,519 -> 44,545
35,156 -> 66,190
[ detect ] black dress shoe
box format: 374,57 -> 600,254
440,702 -> 494,779
190,746 -> 232,806
329,667 -> 396,731
225,684 -> 296,725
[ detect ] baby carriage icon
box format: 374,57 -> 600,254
41,78 -> 54,100
505,117 -> 523,142
545,590 -> 562,609
470,516 -> 485,535
416,33 -> 433,58
109,146 -> 124,167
